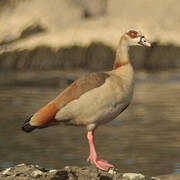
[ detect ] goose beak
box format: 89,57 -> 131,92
142,41 -> 151,47
139,36 -> 151,47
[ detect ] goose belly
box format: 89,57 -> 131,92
55,79 -> 133,126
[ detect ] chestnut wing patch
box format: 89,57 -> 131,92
54,72 -> 110,109
30,103 -> 59,126
30,72 -> 109,127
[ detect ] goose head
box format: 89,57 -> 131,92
124,30 -> 151,47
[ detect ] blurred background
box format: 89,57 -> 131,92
0,0 -> 180,177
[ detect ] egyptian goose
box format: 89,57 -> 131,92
22,30 -> 151,171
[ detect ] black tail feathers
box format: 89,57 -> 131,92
21,116 -> 36,133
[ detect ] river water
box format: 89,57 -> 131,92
0,70 -> 180,176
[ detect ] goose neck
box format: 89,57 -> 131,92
113,36 -> 130,70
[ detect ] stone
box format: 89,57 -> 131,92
122,173 -> 145,180
2,168 -> 11,176
31,169 -> 43,178
0,164 -> 158,180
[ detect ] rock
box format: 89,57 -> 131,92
0,0 -> 107,43
2,167 -> 11,176
122,173 -> 145,180
0,0 -> 180,46
31,169 -> 43,178
0,22 -> 46,46
0,164 -> 156,180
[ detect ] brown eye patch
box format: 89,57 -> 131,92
126,30 -> 139,39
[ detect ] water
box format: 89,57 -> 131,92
0,70 -> 180,176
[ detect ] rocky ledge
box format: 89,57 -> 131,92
1,163 -> 179,180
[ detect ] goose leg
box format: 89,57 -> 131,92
87,130 -> 114,171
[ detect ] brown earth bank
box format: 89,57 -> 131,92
0,0 -> 180,72
0,41 -> 180,72
0,22 -> 179,72
1,163 -> 177,180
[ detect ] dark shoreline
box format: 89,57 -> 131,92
0,42 -> 180,72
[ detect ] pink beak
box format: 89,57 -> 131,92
142,41 -> 151,47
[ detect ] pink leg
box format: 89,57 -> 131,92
87,130 -> 114,171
